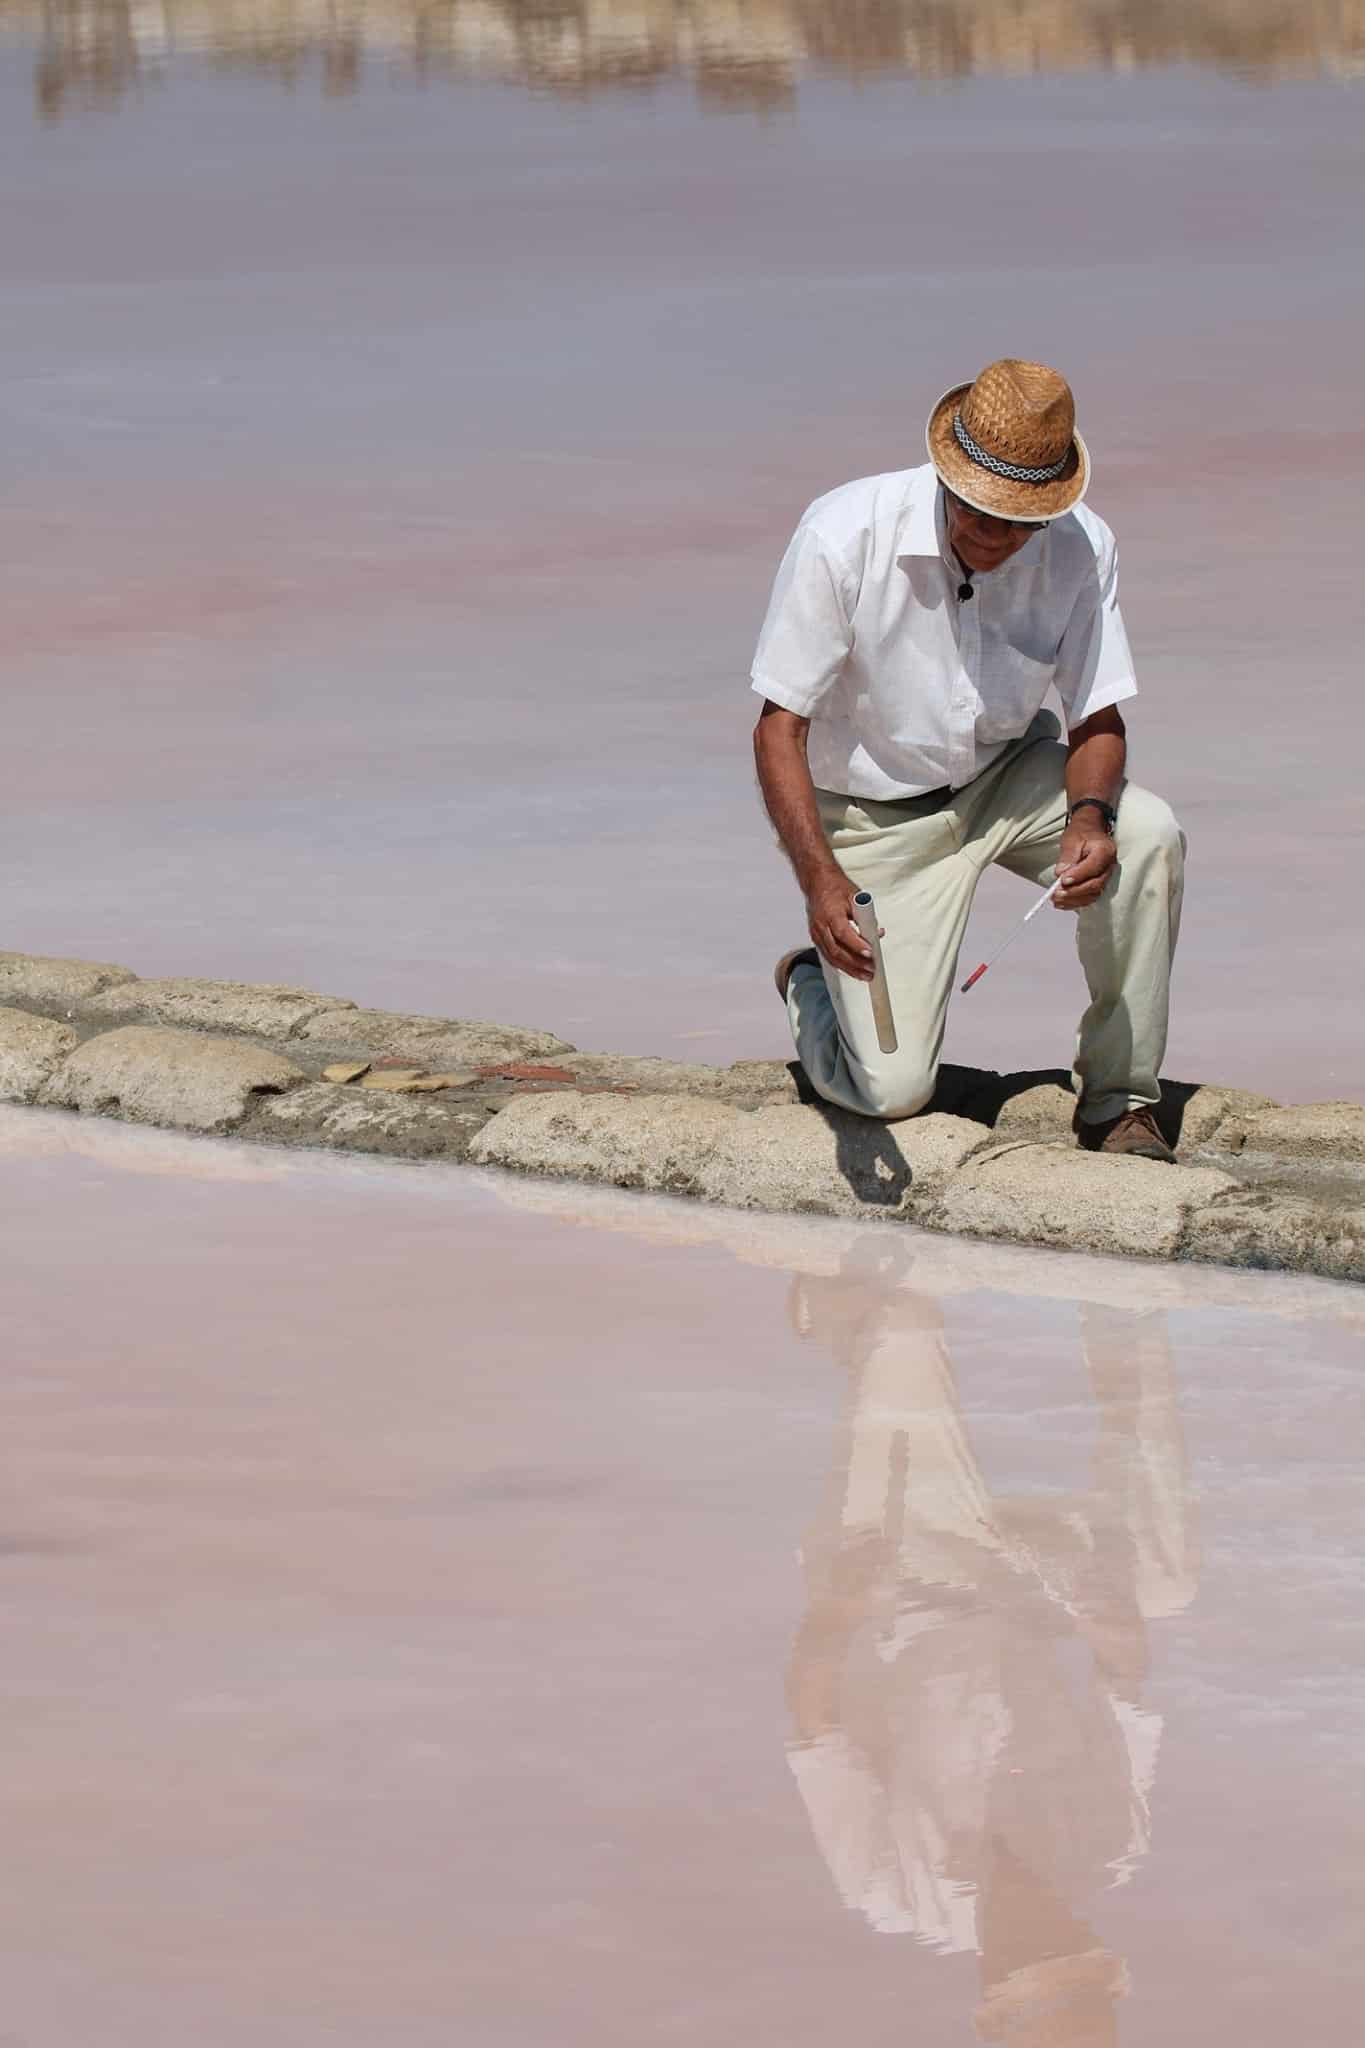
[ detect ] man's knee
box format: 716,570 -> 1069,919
1120,787 -> 1184,866
861,1059 -> 937,1122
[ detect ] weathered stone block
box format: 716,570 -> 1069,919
565,1053 -> 796,1103
0,1006 -> 78,1102
81,977 -> 346,1038
1164,1083 -> 1277,1149
1237,1101 -> 1365,1165
724,1059 -> 802,1100
931,1144 -> 1238,1262
253,1081 -> 494,1160
992,1081 -> 1074,1142
991,1079 -> 1276,1153
0,951 -> 139,1006
42,1026 -> 306,1133
470,1092 -> 986,1220
297,1005 -> 573,1066
1186,1186 -> 1365,1284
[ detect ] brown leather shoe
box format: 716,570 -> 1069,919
774,946 -> 820,1000
1074,1104 -> 1176,1164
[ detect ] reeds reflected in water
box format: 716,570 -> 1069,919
6,0 -> 1365,120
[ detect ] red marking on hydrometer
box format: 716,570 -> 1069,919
960,962 -> 988,993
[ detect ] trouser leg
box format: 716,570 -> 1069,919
785,790 -> 978,1119
965,738 -> 1186,1124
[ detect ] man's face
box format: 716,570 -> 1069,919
944,487 -> 1045,574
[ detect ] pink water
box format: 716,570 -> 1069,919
2,31 -> 1363,2042
2,46 -> 1363,1095
1,1107 -> 1361,2044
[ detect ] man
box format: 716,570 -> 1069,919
752,358 -> 1184,1161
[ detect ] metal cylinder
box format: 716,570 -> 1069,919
850,891 -> 898,1055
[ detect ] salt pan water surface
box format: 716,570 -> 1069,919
1,1108 -> 1361,2044
3,17 -> 1364,1098
3,26 -> 1362,2037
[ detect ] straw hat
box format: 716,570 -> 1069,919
926,358 -> 1090,521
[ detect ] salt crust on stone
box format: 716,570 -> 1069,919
42,1025 -> 305,1134
470,1091 -> 988,1220
0,1007 -> 78,1103
1238,1101 -> 1365,1164
991,1082 -> 1074,1141
1187,1186 -> 1365,1282
1168,1085 -> 1277,1148
931,1144 -> 1239,1261
564,1053 -> 797,1103
255,1081 -> 492,1160
0,951 -> 138,1005
296,1005 -> 573,1065
82,978 -> 348,1038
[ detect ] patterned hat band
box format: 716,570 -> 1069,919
953,409 -> 1071,485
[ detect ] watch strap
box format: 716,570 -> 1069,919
1066,796 -> 1118,834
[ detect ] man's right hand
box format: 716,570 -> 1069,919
752,707 -> 879,980
806,870 -> 876,981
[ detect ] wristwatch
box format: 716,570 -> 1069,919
1066,796 -> 1118,835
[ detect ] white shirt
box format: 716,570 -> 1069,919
750,463 -> 1138,801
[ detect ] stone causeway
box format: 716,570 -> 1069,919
0,949 -> 1360,1283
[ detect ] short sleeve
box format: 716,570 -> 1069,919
750,521 -> 856,718
1053,535 -> 1139,730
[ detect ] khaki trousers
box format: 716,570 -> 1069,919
786,713 -> 1185,1124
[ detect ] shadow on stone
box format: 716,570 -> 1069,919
806,1098 -> 914,1210
794,1058 -> 1255,1158
927,1064 -> 1075,1128
1157,1080 -> 1201,1146
788,1057 -> 1058,1128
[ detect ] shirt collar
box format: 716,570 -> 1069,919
902,468 -> 943,557
903,467 -> 1049,576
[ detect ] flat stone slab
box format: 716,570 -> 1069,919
81,977 -> 348,1038
1168,1083 -> 1277,1149
0,1007 -> 78,1103
1238,1101 -> 1365,1165
470,1092 -> 986,1220
0,951 -> 139,1006
564,1053 -> 798,1104
930,1143 -> 1239,1262
1187,1185 -> 1365,1283
42,1026 -> 306,1134
253,1081 -> 495,1161
296,1006 -> 573,1066
991,1081 -> 1074,1142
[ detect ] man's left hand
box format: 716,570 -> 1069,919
1053,822 -> 1117,910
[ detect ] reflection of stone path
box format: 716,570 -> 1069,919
786,1266 -> 1196,2044
0,946 -> 1361,1279
5,0 -> 1365,120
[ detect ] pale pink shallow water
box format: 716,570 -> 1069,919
1,1107 -> 1362,2045
2,50 -> 1364,1097
3,40 -> 1364,2046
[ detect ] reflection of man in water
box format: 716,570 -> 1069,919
785,1256 -> 1197,2046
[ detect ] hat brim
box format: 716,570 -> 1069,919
926,383 -> 1089,521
